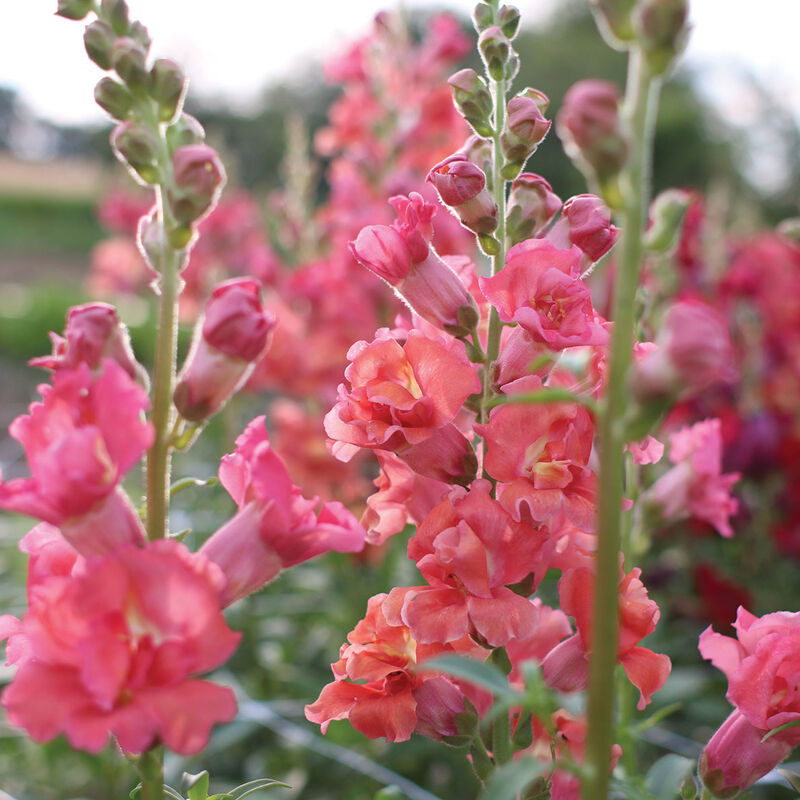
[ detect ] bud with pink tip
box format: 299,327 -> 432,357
448,69 -> 494,138
506,173 -> 562,245
557,79 -> 627,204
30,302 -> 145,385
428,153 -> 498,235
94,77 -> 133,120
500,89 -> 552,178
56,0 -> 94,20
149,58 -> 186,123
174,279 -> 275,422
168,144 -> 226,225
83,21 -> 116,70
111,120 -> 160,184
550,194 -> 619,262
111,36 -> 149,91
478,26 -> 516,82
497,5 -> 521,39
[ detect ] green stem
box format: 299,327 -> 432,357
491,709 -> 513,767
583,48 -> 661,800
137,747 -> 164,800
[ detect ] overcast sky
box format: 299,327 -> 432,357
2,1 -> 799,128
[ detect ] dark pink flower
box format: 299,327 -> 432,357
200,417 -> 365,606
1,541 -> 240,755
548,194 -> 619,262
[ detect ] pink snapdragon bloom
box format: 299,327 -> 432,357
544,565 -> 671,709
30,302 -> 143,382
0,540 -> 239,755
386,480 -> 546,647
324,328 -> 480,483
698,607 -> 800,796
626,435 -> 664,465
548,194 -> 619,263
174,278 -> 275,422
632,299 -> 736,400
200,416 -> 365,606
361,451 -> 450,545
350,192 -> 479,335
507,599 -> 573,685
647,419 -> 739,537
475,376 -> 597,531
0,362 -> 152,555
305,590 -> 488,743
479,239 -> 609,349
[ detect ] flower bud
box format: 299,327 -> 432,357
448,69 -> 494,138
500,89 -> 552,177
111,121 -> 160,184
644,188 -> 691,253
463,135 -> 494,187
83,21 -> 116,70
150,58 -> 186,123
168,144 -> 226,225
559,194 -> 619,262
56,0 -> 93,20
129,20 -> 151,49
427,153 -> 498,235
590,0 -> 638,48
557,79 -> 627,203
506,172 -> 562,244
699,711 -> 792,799
478,26 -> 513,81
112,36 -> 149,90
174,279 -> 275,422
30,302 -> 145,385
101,0 -> 129,36
497,5 -> 521,39
472,2 -> 494,32
633,0 -> 689,75
94,77 -> 133,120
166,113 -> 206,152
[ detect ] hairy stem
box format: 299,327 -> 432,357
584,47 -> 661,800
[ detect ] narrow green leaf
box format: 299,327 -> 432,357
478,757 -> 546,800
163,787 -> 186,800
419,655 -> 518,698
778,768 -> 800,792
486,388 -> 597,413
229,778 -> 290,798
185,770 -> 210,800
762,719 -> 800,742
632,702 -> 683,734
644,755 -> 696,800
170,476 -> 218,497
130,786 -> 142,799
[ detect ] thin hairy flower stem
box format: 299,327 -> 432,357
584,48 -> 661,800
145,120 -> 183,543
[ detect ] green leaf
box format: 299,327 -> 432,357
419,655 -> 519,698
130,786 -> 141,799
778,768 -> 800,792
208,796 -> 233,800
645,755 -> 696,800
185,770 -> 210,800
762,719 -> 800,742
478,757 -> 546,800
486,388 -> 597,413
170,476 -> 218,497
228,778 -> 290,798
163,787 -> 186,800
373,788 -> 404,800
609,778 -> 659,800
632,702 -> 683,734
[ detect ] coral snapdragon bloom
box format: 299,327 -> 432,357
325,328 -> 480,483
0,362 -> 152,555
305,590 -> 488,743
543,564 -> 671,709
475,375 -> 597,531
479,239 -> 609,350
201,416 -> 365,606
698,607 -> 800,796
0,540 -> 240,756
387,480 -> 545,647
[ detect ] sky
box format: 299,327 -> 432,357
2,0 -> 799,130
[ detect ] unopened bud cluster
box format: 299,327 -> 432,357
60,0 -> 226,251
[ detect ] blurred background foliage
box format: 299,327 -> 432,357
0,3 -> 799,799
